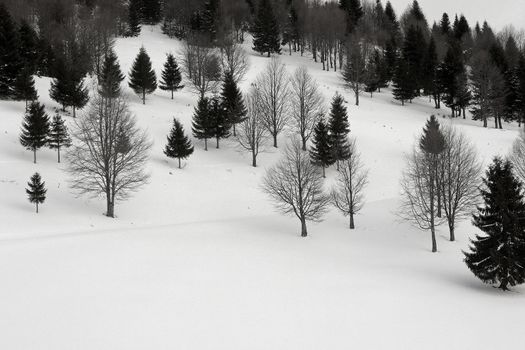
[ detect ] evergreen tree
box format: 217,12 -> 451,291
392,58 -> 415,105
252,0 -> 281,57
70,75 -> 89,118
192,96 -> 214,151
128,0 -> 142,37
19,102 -> 50,163
423,37 -> 440,108
159,53 -> 184,99
201,0 -> 221,43
26,172 -> 47,213
209,97 -> 231,149
339,0 -> 364,34
310,119 -> 334,177
164,118 -> 194,168
18,20 -> 39,74
0,3 -> 21,98
142,0 -> 162,24
220,71 -> 247,136
49,56 -> 70,111
99,49 -> 125,98
328,93 -> 351,167
402,25 -> 427,95
128,47 -> 157,104
440,43 -> 464,117
13,66 -> 38,108
48,113 -> 71,163
384,36 -> 398,81
440,13 -> 451,35
464,158 -> 525,291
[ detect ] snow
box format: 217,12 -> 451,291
0,26 -> 523,349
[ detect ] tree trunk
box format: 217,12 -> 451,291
349,213 -> 355,229
252,151 -> 257,167
499,279 -> 509,291
233,124 -> 236,137
178,157 -> 181,169
171,89 -> 174,100
322,166 -> 325,178
142,89 -> 146,105
33,149 -> 36,164
355,90 -> 359,106
449,221 -> 455,242
216,137 -> 219,149
35,202 -> 38,213
302,137 -> 307,151
106,195 -> 115,218
273,134 -> 278,148
73,107 -> 76,118
204,138 -> 208,151
300,217 -> 307,237
57,146 -> 61,163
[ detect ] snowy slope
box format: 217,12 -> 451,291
0,26 -> 523,349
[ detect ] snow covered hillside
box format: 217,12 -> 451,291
0,26 -> 523,349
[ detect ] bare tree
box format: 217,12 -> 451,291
67,93 -> 151,218
331,139 -> 368,229
341,32 -> 371,106
509,130 -> 525,183
181,37 -> 222,98
290,66 -> 324,150
256,57 -> 290,148
221,36 -> 249,83
237,87 -> 269,167
261,138 -> 330,237
438,125 -> 481,241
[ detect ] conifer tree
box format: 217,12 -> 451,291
339,0 -> 364,34
26,172 -> 46,213
252,0 -> 281,57
48,113 -> 71,163
164,118 -> 194,168
70,75 -> 89,118
128,47 -> 157,104
18,20 -> 39,74
220,71 -> 247,136
20,102 -> 50,163
464,158 -> 525,291
192,97 -> 213,151
392,58 -> 415,105
402,25 -> 427,95
159,53 -> 184,99
328,93 -> 351,168
128,0 -> 142,37
384,36 -> 398,81
0,3 -> 21,98
310,119 -> 334,177
142,0 -> 162,24
13,66 -> 38,108
209,97 -> 231,149
423,37 -> 440,108
49,56 -> 70,111
364,56 -> 380,97
440,43 -> 465,117
99,49 -> 125,98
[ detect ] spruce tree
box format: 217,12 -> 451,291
128,47 -> 157,104
464,158 -> 525,291
392,58 -> 415,105
423,37 -> 440,108
440,43 -> 465,117
48,113 -> 71,163
99,49 -> 125,98
164,118 -> 194,168
142,0 -> 162,25
128,0 -> 142,37
220,71 -> 247,136
49,56 -> 70,112
159,53 -> 184,99
310,119 -> 334,177
20,102 -> 50,163
339,0 -> 364,34
402,25 -> 427,95
192,96 -> 213,151
0,3 -> 21,98
26,172 -> 47,213
18,20 -> 39,74
70,75 -> 89,118
209,97 -> 231,149
13,66 -> 38,108
328,93 -> 351,168
252,0 -> 281,57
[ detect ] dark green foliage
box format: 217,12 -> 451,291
419,115 -> 445,155
440,43 -> 465,116
142,0 -> 162,24
128,47 -> 157,104
339,0 -> 363,34
392,58 -> 415,105
422,37 -> 440,106
0,3 -> 21,98
310,119 -> 334,177
201,0 -> 220,43
26,172 -> 47,213
13,66 -> 38,107
383,36 -> 398,81
402,25 -> 427,95
220,71 -> 246,136
49,54 -> 89,117
48,113 -> 71,163
69,76 -> 89,118
159,53 -> 184,99
440,13 -> 451,35
192,96 -> 214,151
164,118 -> 194,168
252,0 -> 281,57
209,97 -> 231,149
18,20 -> 39,74
464,158 -> 525,291
99,49 -> 125,98
20,102 -> 50,163
328,93 -> 351,164
128,0 -> 142,37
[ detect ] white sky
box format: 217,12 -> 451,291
388,0 -> 525,31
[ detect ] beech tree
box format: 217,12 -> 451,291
26,172 -> 47,213
19,101 -> 50,163
181,39 -> 222,99
237,87 -> 268,167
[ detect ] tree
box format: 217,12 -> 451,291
164,118 -> 194,168
423,37 -> 440,108
291,66 -> 324,150
220,70 -> 246,136
181,40 -> 222,99
261,138 -> 330,237
128,47 -> 157,104
328,93 -> 351,168
49,56 -> 89,118
342,34 -> 369,106
237,87 -> 269,167
192,96 -> 214,151
309,119 -> 334,177
252,0 -> 281,57
0,3 -> 21,98
127,0 -> 142,37
142,0 -> 162,24
339,0 -> 363,34
99,49 -> 125,98
209,97 -> 230,149
331,139 -> 368,229
159,53 -> 184,99
13,66 -> 38,108
68,93 -> 152,218
440,43 -> 465,117
510,131 -> 525,184
47,113 -> 72,163
17,19 -> 39,74
26,173 -> 46,213
69,74 -> 89,118
19,102 -> 50,163
392,57 -> 415,105
257,57 -> 290,148
464,158 -> 525,291
220,37 -> 249,84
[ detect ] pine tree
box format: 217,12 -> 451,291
99,49 -> 125,98
201,0 -> 220,43
419,115 -> 445,155
309,119 -> 334,177
164,118 -> 194,168
18,20 -> 39,74
128,0 -> 142,37
19,102 -> 50,163
384,36 -> 398,81
328,93 -> 351,168
209,97 -> 231,149
440,43 -> 466,117
339,0 -> 363,34
128,47 -> 157,104
402,25 -> 427,95
70,75 -> 89,118
142,0 -> 162,25
192,96 -> 213,151
13,66 -> 38,108
49,56 -> 70,111
423,37 -> 440,108
159,53 -> 184,99
252,0 -> 281,57
0,3 -> 21,98
464,158 -> 525,291
220,71 -> 247,136
364,53 -> 380,97
26,172 -> 47,213
392,58 -> 415,105
48,113 -> 71,163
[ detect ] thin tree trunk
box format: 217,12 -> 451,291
431,225 -> 437,252
36,202 -> 38,213
216,137 -> 219,149
204,138 -> 208,151
143,89 -> 146,105
178,157 -> 181,168
252,151 -> 257,167
57,146 -> 61,163
106,194 -> 114,218
273,134 -> 277,148
33,149 -> 36,164
300,217 -> 307,237
171,89 -> 174,99
349,213 -> 355,229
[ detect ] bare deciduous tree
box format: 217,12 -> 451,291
256,57 -> 290,148
342,31 -> 371,106
221,36 -> 249,83
290,66 -> 324,151
237,87 -> 269,167
331,139 -> 368,229
509,130 -> 525,183
68,94 -> 151,218
261,138 -> 330,237
181,37 -> 222,98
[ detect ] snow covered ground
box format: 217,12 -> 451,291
0,26 -> 523,349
